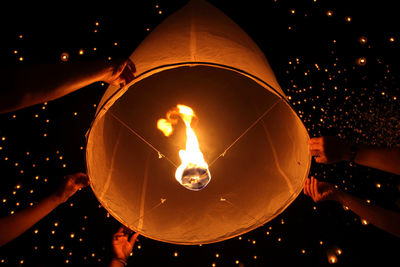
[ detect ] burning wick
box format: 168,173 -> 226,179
157,105 -> 211,191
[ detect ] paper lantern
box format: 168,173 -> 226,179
86,0 -> 310,245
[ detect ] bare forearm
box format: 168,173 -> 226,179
0,193 -> 62,246
0,60 -> 112,114
334,191 -> 400,237
353,146 -> 400,175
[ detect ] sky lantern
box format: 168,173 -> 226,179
86,0 -> 310,245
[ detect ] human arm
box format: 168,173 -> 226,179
304,176 -> 400,238
0,59 -> 135,114
0,172 -> 89,247
110,226 -> 139,267
309,136 -> 400,175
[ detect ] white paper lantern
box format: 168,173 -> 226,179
86,0 -> 310,244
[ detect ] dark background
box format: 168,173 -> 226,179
0,0 -> 399,266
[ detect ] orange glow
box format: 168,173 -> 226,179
157,119 -> 173,136
329,255 -> 337,264
356,57 -> 367,66
157,105 -> 211,190
327,249 -> 338,264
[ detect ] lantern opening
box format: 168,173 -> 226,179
157,104 -> 211,191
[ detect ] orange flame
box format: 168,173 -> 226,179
157,104 -> 211,190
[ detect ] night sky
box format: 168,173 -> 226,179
1,0 -> 399,266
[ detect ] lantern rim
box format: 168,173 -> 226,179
86,166 -> 309,245
85,63 -> 311,245
85,62 -> 290,142
94,62 -> 287,120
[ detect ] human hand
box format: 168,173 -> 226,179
103,59 -> 136,88
309,136 -> 351,164
303,176 -> 339,202
54,172 -> 89,203
112,226 -> 139,262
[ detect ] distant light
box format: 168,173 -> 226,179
328,255 -> 337,264
359,36 -> 368,44
61,52 -> 69,62
356,57 -> 367,66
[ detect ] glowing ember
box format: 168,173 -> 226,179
157,104 -> 211,191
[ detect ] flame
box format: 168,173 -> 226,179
157,104 -> 211,191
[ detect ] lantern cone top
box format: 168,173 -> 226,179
96,0 -> 285,115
